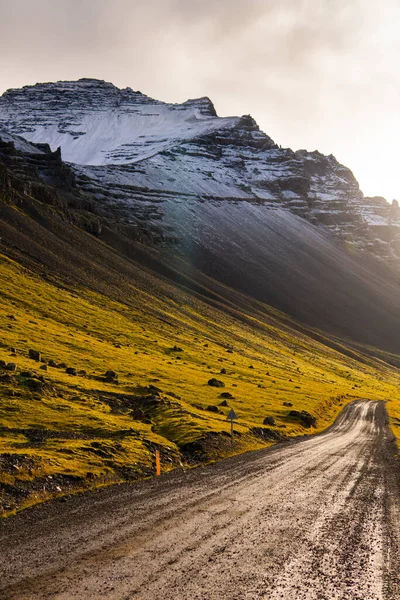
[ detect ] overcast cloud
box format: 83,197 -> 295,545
1,0 -> 400,199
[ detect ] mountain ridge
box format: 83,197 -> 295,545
1,78 -> 398,273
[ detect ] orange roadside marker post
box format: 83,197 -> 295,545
155,450 -> 161,476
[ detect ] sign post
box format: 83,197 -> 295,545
226,408 -> 238,450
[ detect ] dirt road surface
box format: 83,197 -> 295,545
1,400 -> 400,600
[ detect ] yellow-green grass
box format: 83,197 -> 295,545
1,252 -> 400,515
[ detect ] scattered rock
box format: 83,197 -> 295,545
249,365 -> 254,369
29,349 -> 41,362
219,399 -> 229,407
6,315 -> 17,321
263,416 -> 275,426
104,370 -> 118,382
220,368 -> 227,374
48,360 -> 57,367
171,345 -> 183,352
226,349 -> 233,353
283,401 -> 293,407
59,363 -> 67,369
208,378 -> 225,388
0,360 -> 6,368
288,410 -> 317,427
4,363 -> 17,371
65,367 -> 77,376
20,371 -> 34,378
252,427 -> 282,441
26,378 -> 44,393
40,364 -> 48,371
0,373 -> 13,382
206,405 -> 219,413
10,348 -> 17,354
219,392 -> 234,399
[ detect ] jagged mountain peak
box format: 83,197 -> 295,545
0,79 -> 250,166
181,96 -> 218,117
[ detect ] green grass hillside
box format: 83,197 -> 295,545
1,251 -> 400,516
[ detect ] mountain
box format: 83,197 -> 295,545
1,79 -> 399,250
1,79 -> 400,351
1,79 -> 400,514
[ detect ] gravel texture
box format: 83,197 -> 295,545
1,400 -> 399,599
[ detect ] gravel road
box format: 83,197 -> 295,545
1,400 -> 399,599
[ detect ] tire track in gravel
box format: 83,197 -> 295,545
1,400 -> 399,600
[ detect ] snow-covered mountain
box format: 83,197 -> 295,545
0,78 -> 250,165
1,78 -> 398,268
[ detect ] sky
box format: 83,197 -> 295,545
0,0 -> 399,200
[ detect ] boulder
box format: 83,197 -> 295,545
208,378 -> 225,388
263,416 -> 275,426
29,349 -> 41,362
252,427 -> 282,441
206,405 -> 219,413
5,363 -> 17,371
20,371 -> 34,378
288,410 -> 316,427
65,367 -> 77,376
104,370 -> 118,381
26,378 -> 44,392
